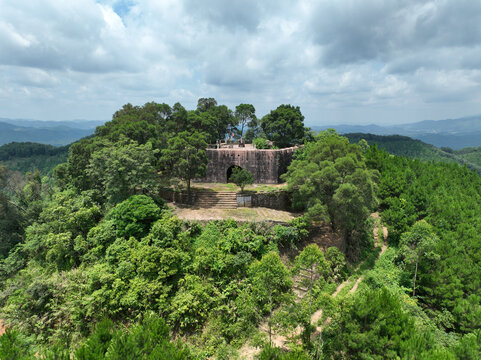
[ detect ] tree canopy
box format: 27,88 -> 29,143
283,130 -> 379,259
261,104 -> 307,148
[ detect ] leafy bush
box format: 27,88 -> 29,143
107,195 -> 162,239
254,137 -> 269,149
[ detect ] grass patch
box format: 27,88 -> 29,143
191,182 -> 287,193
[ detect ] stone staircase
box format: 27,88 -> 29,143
194,191 -> 238,209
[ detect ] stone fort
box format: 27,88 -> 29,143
198,144 -> 298,184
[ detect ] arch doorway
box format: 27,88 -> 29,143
226,165 -> 242,183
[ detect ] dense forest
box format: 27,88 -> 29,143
345,133 -> 481,174
0,100 -> 480,359
0,142 -> 69,174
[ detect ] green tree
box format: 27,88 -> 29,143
107,195 -> 162,239
0,329 -> 33,360
209,104 -> 235,141
160,131 -> 208,194
186,111 -> 217,144
294,244 -> 328,314
261,104 -> 306,148
282,130 -> 378,259
229,167 -> 254,192
323,288 -> 431,359
235,104 -> 257,139
87,139 -> 159,204
196,97 -> 217,112
324,246 -> 347,282
169,274 -> 219,332
0,163 -> 24,258
253,137 -> 269,149
399,220 -> 440,297
249,252 -> 292,344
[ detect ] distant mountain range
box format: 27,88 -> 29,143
345,133 -> 481,174
0,118 -> 106,146
313,115 -> 481,149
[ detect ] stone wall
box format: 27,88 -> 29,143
199,147 -> 297,184
250,190 -> 291,210
159,188 -> 197,205
159,187 -> 292,211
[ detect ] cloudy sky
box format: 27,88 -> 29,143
1,0 -> 481,126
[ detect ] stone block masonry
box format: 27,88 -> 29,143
198,146 -> 298,184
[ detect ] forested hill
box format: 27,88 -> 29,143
2,100 -> 481,358
345,133 -> 481,174
0,142 -> 69,174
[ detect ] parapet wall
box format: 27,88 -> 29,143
199,147 -> 298,184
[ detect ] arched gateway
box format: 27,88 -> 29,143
197,145 -> 298,184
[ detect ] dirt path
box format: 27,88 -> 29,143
311,213 -> 388,336
240,214 -> 388,359
0,320 -> 6,336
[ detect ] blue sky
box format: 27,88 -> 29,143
1,0 -> 481,126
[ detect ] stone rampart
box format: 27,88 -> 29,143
199,146 -> 298,184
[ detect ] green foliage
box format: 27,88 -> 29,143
257,344 -> 310,359
249,252 -> 293,343
87,139 -> 160,204
229,167 -> 254,192
235,103 -> 257,138
324,246 -> 348,282
452,330 -> 481,359
345,133 -> 481,174
160,131 -> 208,193
209,104 -> 236,142
261,104 -> 306,148
398,220 -> 440,297
0,166 -> 24,258
294,244 -> 329,317
283,130 -> 378,259
0,329 -> 33,360
107,195 -> 162,239
76,313 -> 190,359
75,318 -> 116,359
323,287 -> 432,359
0,142 -> 69,174
455,146 -> 481,172
21,189 -> 101,269
197,97 -> 218,112
254,137 -> 269,149
366,145 -> 481,333
169,274 -> 219,331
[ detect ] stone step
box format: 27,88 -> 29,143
192,190 -> 238,209
197,205 -> 237,209
195,192 -> 236,194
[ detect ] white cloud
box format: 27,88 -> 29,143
0,0 -> 480,124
